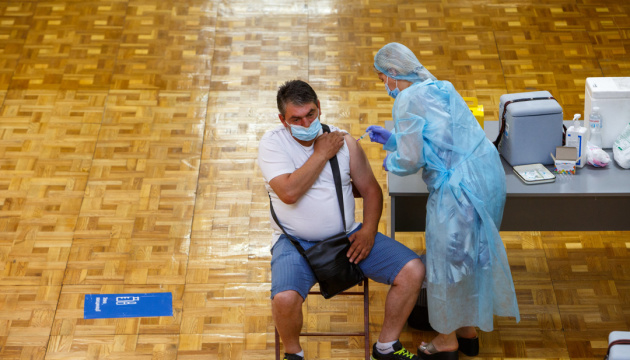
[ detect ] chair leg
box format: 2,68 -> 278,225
364,279 -> 370,360
274,279 -> 371,359
275,327 -> 281,360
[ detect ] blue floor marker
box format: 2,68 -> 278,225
84,292 -> 173,319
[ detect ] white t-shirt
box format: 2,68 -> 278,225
258,124 -> 360,247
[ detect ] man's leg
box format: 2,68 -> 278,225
354,228 -> 424,347
270,235 -> 318,357
379,258 -> 424,342
273,290 -> 304,354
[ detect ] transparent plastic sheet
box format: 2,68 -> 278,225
383,78 -> 520,333
613,122 -> 630,169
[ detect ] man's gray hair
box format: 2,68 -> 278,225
276,80 -> 319,116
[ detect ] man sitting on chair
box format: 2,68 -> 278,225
258,80 -> 425,360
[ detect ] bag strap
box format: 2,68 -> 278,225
493,96 -> 556,148
268,123 -> 346,255
268,193 -> 308,255
328,147 -> 347,231
606,339 -> 630,359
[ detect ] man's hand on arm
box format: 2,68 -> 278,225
314,131 -> 345,160
345,133 -> 383,264
269,131 -> 345,204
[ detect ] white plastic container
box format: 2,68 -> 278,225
566,114 -> 587,167
585,77 -> 630,149
607,331 -> 630,360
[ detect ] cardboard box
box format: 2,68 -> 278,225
551,146 -> 579,174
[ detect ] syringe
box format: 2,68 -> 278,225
357,130 -> 371,142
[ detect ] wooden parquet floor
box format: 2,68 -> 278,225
0,0 -> 629,359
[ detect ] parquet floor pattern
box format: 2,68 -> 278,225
0,0 -> 628,359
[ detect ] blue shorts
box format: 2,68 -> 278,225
270,224 -> 421,299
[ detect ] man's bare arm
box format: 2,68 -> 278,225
345,133 -> 383,263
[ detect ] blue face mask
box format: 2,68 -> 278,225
290,117 -> 322,141
385,77 -> 400,99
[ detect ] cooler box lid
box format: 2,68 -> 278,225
586,77 -> 630,99
500,91 -> 562,117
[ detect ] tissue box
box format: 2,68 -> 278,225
498,91 -> 564,166
553,146 -> 578,174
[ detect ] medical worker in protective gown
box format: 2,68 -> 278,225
367,43 -> 520,360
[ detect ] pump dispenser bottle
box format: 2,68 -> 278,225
566,114 -> 587,167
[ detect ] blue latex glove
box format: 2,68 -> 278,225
366,125 -> 392,144
382,154 -> 390,171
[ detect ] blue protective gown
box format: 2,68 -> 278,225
383,79 -> 520,333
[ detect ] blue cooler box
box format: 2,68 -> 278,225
497,91 -> 564,166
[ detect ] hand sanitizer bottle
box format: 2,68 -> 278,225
589,106 -> 603,148
566,114 -> 587,167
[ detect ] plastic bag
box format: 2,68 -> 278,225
613,122 -> 630,169
586,142 -> 610,167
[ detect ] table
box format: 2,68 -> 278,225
386,121 -> 630,234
